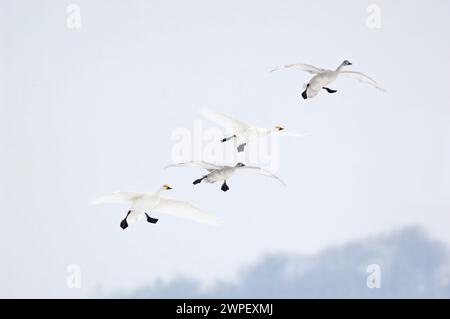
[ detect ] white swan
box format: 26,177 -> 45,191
165,161 -> 286,192
92,184 -> 221,229
271,60 -> 385,99
199,108 -> 309,152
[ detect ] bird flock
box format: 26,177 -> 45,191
93,60 -> 384,229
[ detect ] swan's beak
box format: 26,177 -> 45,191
275,125 -> 285,131
347,62 -> 352,66
163,184 -> 172,190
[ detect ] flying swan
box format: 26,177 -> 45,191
92,184 -> 221,229
199,108 -> 309,152
165,161 -> 286,192
270,60 -> 385,99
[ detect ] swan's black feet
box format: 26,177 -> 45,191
145,213 -> 158,224
237,143 -> 246,152
323,87 -> 337,94
120,219 -> 128,230
221,181 -> 230,192
120,210 -> 131,230
301,90 -> 308,99
302,84 -> 309,99
221,135 -> 236,143
193,177 -> 205,185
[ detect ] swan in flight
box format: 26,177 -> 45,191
165,161 -> 286,192
92,184 -> 221,229
199,108 -> 309,152
270,60 -> 385,99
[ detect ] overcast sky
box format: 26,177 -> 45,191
1,0 -> 450,298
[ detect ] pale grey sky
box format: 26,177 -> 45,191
0,0 -> 449,298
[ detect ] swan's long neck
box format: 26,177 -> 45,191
336,62 -> 346,72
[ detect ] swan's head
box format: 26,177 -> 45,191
342,60 -> 352,66
275,125 -> 285,131
235,162 -> 246,168
161,184 -> 173,191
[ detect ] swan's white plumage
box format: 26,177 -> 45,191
278,130 -> 312,138
199,108 -> 249,131
165,161 -> 222,171
238,166 -> 286,186
339,71 -> 386,91
92,191 -> 141,204
92,189 -> 220,226
270,60 -> 385,98
155,198 -> 222,225
199,109 -> 308,150
167,161 -> 286,187
270,63 -> 325,74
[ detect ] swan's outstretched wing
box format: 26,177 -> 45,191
238,166 -> 286,186
199,108 -> 250,130
270,63 -> 325,74
92,192 -> 142,204
165,161 -> 223,171
155,198 -> 222,225
339,71 -> 386,91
